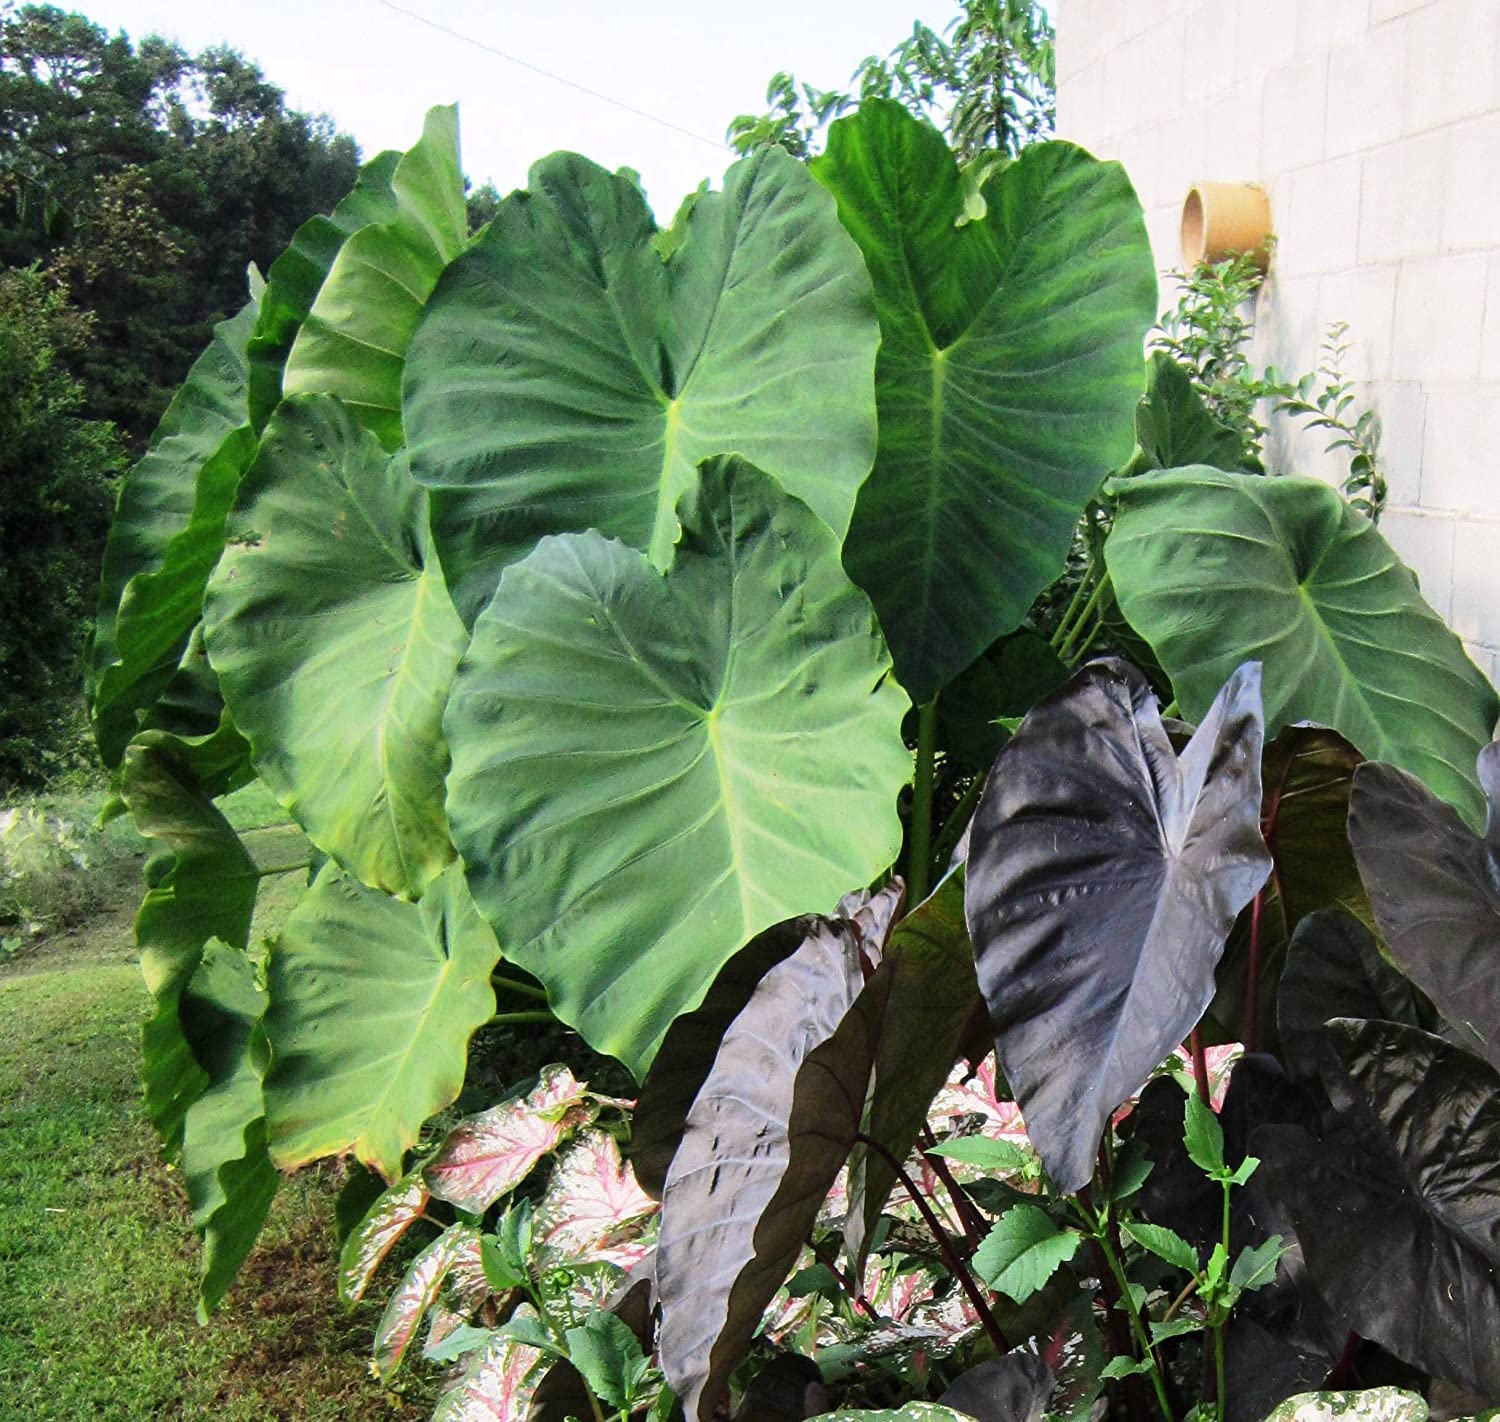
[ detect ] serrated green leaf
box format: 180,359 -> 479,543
1229,1235 -> 1285,1293
1183,1089 -> 1225,1179
926,1135 -> 1031,1174
564,1312 -> 647,1411
1099,1356 -> 1155,1380
1122,1221 -> 1198,1274
1149,1317 -> 1204,1343
973,1205 -> 1080,1304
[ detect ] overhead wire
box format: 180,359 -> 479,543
370,0 -> 730,153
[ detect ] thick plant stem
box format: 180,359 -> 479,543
253,860 -> 313,878
857,1132 -> 1008,1353
491,972 -> 549,1001
1056,580 -> 1106,663
930,774 -> 984,877
909,700 -> 939,906
1050,565 -> 1096,650
1189,1029 -> 1211,1105
488,1010 -> 555,1026
809,1235 -> 880,1321
1092,1223 -> 1175,1422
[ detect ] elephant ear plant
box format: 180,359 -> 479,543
90,96 -> 1500,1422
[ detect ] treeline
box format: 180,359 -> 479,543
0,4 -> 365,786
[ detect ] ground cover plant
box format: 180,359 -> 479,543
88,96 -> 1500,1422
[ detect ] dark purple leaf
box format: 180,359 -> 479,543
1257,1018 -> 1500,1395
937,1353 -> 1054,1422
655,911 -> 891,1421
1349,747 -> 1500,1071
965,658 -> 1272,1191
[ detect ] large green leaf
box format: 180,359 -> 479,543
1105,468 -> 1499,828
90,297 -> 259,766
809,101 -> 1157,702
281,105 -> 467,449
122,745 -> 259,1152
1129,351 -> 1259,475
246,149 -> 402,431
444,459 -> 909,1074
179,939 -> 278,1319
405,145 -> 879,623
204,395 -> 466,898
261,861 -> 501,1180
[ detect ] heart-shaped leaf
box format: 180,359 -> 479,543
973,1205 -> 1081,1303
1105,468 -> 1499,828
656,910 -> 890,1422
123,745 -> 259,1153
966,658 -> 1271,1192
405,145 -> 878,623
444,458 -> 909,1074
339,1170 -> 431,1304
262,862 -> 501,1179
178,938 -> 277,1319
1214,726 -> 1374,1048
1276,912 -> 1426,1086
936,1353 -> 1055,1422
425,1064 -> 595,1214
1257,1019 -> 1500,1395
431,1329 -> 546,1422
280,104 -> 467,449
1348,746 -> 1500,1071
534,1130 -> 658,1272
810,101 -> 1157,701
204,394 -> 467,899
90,297 -> 259,766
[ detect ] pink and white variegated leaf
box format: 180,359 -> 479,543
431,1319 -> 546,1422
426,1065 -> 596,1214
424,1232 -> 495,1352
536,1129 -> 658,1272
931,1055 -> 1029,1146
374,1222 -> 481,1379
338,1170 -> 431,1304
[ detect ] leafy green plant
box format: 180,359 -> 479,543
89,96 -> 1500,1422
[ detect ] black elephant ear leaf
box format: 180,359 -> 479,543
654,909 -> 891,1422
936,1352 -> 1054,1422
1257,1018 -> 1500,1396
1349,747 -> 1500,1071
965,658 -> 1272,1193
1277,911 -> 1427,1085
631,881 -> 904,1201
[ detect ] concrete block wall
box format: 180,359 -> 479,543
1058,0 -> 1500,680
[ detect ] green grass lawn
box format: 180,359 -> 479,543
0,783 -> 437,1420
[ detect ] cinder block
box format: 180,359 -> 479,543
1183,3 -> 1239,104
1325,19 -> 1409,157
1379,509 -> 1456,616
1262,52 -> 1330,176
1367,381 -> 1428,497
1319,265 -> 1399,381
1371,0 -> 1438,21
1441,112 -> 1500,252
1451,518 -> 1500,645
1403,0 -> 1500,132
1276,156 -> 1362,276
1392,255 -> 1487,381
1358,130 -> 1448,262
1482,257 -> 1500,379
1297,0 -> 1373,50
1235,0 -> 1299,81
1420,385 -> 1500,514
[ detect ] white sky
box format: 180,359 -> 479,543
73,0 -> 961,219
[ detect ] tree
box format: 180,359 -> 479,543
0,266 -> 126,787
727,0 -> 1055,163
0,4 -> 358,445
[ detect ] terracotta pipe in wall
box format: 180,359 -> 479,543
1180,182 -> 1273,270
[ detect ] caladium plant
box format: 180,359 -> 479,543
90,92 -> 1500,1422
